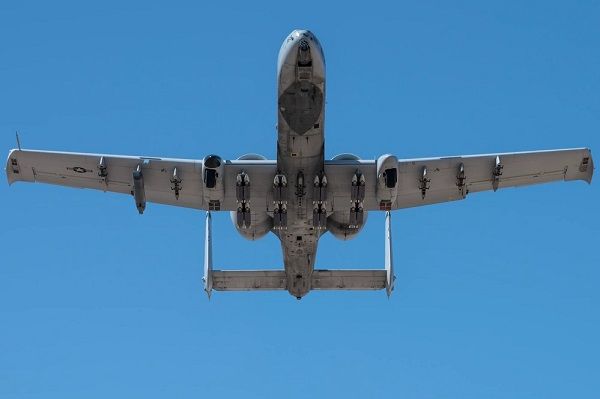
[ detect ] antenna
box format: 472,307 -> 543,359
15,131 -> 22,151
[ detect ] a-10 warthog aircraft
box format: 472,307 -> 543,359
6,30 -> 594,299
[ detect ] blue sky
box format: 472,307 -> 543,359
1,1 -> 599,397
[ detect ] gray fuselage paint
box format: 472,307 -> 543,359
276,30 -> 326,298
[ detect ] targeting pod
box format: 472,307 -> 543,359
132,164 -> 146,214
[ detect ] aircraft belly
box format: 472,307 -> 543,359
276,29 -> 326,298
276,102 -> 325,298
276,155 -> 322,298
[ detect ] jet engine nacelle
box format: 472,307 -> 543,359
230,211 -> 273,240
202,155 -> 224,209
327,210 -> 369,241
376,154 -> 398,209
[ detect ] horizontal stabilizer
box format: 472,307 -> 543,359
212,270 -> 287,291
211,269 -> 387,292
312,269 -> 386,290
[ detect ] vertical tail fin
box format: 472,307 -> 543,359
203,211 -> 213,298
385,211 -> 395,297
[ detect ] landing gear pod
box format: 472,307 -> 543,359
376,154 -> 398,210
202,155 -> 224,210
230,209 -> 273,240
327,210 -> 368,240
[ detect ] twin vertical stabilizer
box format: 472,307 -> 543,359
203,210 -> 396,298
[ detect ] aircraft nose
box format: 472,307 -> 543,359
287,29 -> 323,61
292,29 -> 313,39
277,29 -> 325,80
292,30 -> 317,49
299,38 -> 310,51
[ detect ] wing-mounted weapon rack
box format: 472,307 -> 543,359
312,171 -> 327,229
273,172 -> 288,230
235,171 -> 251,228
170,167 -> 182,200
456,162 -> 466,198
418,166 -> 431,200
492,156 -> 503,191
350,170 -> 365,228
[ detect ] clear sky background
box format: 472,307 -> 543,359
1,1 -> 599,398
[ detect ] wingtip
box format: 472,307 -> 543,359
585,148 -> 594,184
5,148 -> 20,186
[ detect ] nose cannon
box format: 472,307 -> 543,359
298,38 -> 312,66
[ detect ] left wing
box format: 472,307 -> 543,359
6,149 -> 277,211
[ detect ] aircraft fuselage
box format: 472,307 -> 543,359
276,30 -> 326,298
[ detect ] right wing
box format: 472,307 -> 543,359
392,148 -> 593,209
6,149 -> 277,211
324,148 -> 593,212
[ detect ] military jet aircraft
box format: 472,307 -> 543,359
6,29 -> 594,299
